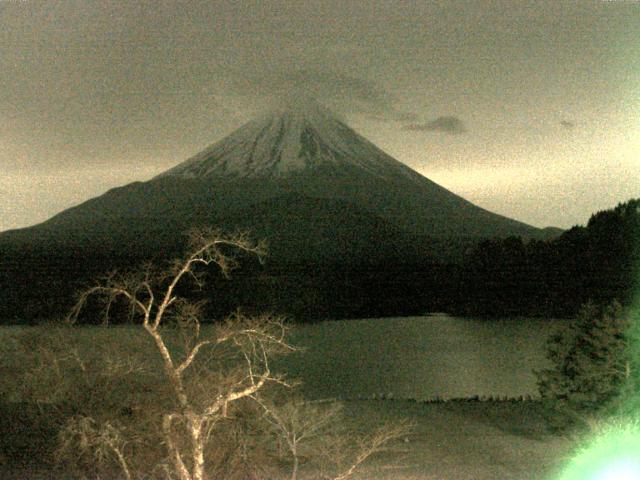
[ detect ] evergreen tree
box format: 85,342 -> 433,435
536,301 -> 629,426
610,306 -> 640,418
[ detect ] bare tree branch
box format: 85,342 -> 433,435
176,340 -> 212,375
331,420 -> 414,480
163,414 -> 191,480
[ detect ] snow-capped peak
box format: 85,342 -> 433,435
158,95 -> 411,180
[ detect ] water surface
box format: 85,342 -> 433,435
280,315 -> 565,400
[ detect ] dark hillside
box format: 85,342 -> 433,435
456,198 -> 639,316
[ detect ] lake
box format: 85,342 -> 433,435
280,314 -> 565,401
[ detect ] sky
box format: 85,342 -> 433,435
1,0 -> 638,232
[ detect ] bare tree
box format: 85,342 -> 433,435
256,395 -> 413,480
68,229 -> 293,480
56,416 -> 134,480
328,420 -> 413,480
256,396 -> 342,480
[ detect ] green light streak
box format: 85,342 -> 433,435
558,421 -> 640,480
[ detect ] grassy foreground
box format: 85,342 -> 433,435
342,400 -> 575,480
1,398 -> 576,480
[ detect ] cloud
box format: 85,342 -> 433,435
282,69 -> 420,122
287,69 -> 394,110
403,116 -> 467,135
395,111 -> 420,122
560,120 -> 575,129
228,68 -> 417,121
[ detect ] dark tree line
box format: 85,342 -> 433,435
0,198 -> 637,323
454,198 -> 639,317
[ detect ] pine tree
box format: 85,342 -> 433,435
536,301 -> 629,426
610,306 -> 640,418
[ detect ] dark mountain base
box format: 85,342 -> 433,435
0,253 -> 633,324
0,245 -> 452,323
1,198 -> 637,324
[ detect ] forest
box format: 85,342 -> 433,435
0,198 -> 637,324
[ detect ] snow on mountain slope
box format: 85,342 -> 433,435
157,95 -> 417,181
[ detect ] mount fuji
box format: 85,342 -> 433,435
0,96 -> 557,320
2,97 -> 550,256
